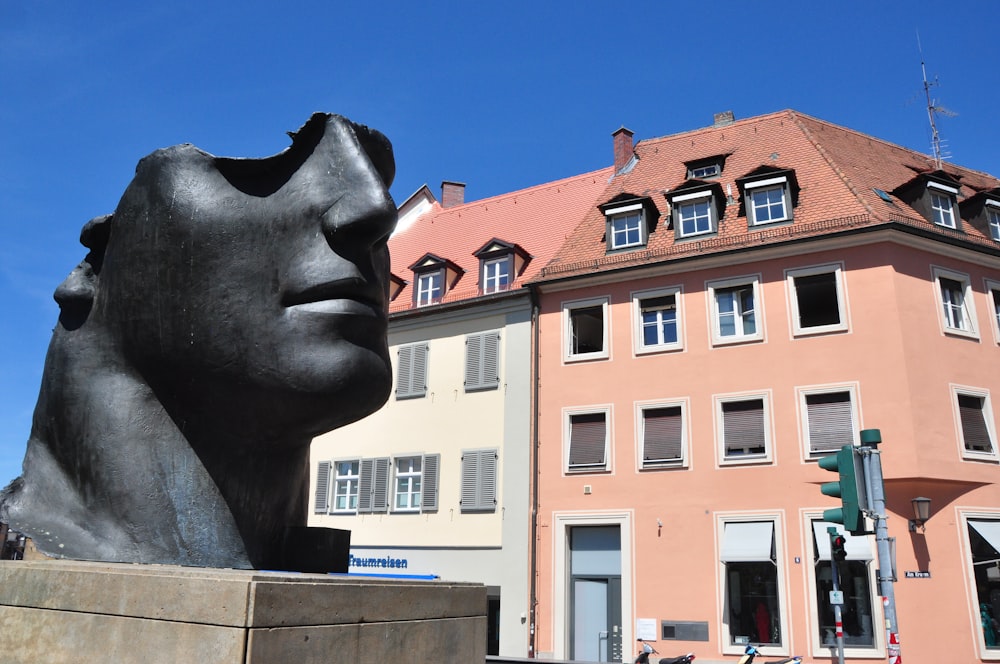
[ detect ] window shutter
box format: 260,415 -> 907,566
643,407 -> 683,465
396,344 -> 428,399
959,395 -> 994,452
357,458 -> 374,513
314,461 -> 331,514
460,449 -> 498,512
568,413 -> 607,469
465,332 -> 500,391
371,457 -> 390,513
807,392 -> 854,454
722,400 -> 765,455
421,453 -> 440,512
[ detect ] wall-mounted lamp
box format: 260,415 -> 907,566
909,496 -> 931,532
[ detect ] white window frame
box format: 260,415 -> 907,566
928,181 -> 958,228
952,384 -> 999,462
958,510 -> 1000,660
987,203 -> 1000,241
785,263 -> 849,336
632,286 -> 684,355
745,176 -> 791,225
932,266 -> 979,339
563,405 -> 612,474
482,255 -> 512,294
608,207 -> 644,250
986,279 -> 1000,345
392,456 -> 423,512
688,162 -> 721,179
415,269 -> 444,306
563,296 -> 610,362
673,190 -> 716,238
716,512 -> 790,657
714,391 -> 773,466
707,275 -> 764,346
796,383 -> 861,459
801,511 -> 884,659
332,459 -> 361,513
635,398 -> 689,470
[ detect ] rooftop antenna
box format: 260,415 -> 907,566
918,31 -> 956,169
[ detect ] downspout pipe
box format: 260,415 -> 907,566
527,284 -> 541,658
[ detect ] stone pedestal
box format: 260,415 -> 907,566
0,560 -> 486,663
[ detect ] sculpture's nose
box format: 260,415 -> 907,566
320,119 -> 397,250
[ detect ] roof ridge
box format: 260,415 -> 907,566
437,165 -> 614,212
788,110 -> 881,221
637,109 -> 795,148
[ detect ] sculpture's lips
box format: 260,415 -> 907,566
282,279 -> 385,318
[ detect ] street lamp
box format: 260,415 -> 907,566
909,496 -> 931,532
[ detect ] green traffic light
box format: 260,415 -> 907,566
817,445 -> 867,535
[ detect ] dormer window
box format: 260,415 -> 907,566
409,253 -> 463,307
988,203 -> 1000,241
737,168 -> 799,227
666,181 -> 724,239
685,154 -> 728,180
388,273 -> 407,302
473,238 -> 531,295
600,196 -> 659,253
928,181 -> 958,228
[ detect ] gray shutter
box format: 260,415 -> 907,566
371,457 -> 391,513
643,407 -> 683,465
396,344 -> 428,399
421,453 -> 440,512
314,461 -> 331,514
807,392 -> 854,454
959,395 -> 994,452
465,332 -> 500,392
568,413 -> 607,469
357,458 -> 374,513
460,449 -> 498,512
722,400 -> 766,455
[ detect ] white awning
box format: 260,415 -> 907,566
813,522 -> 873,561
970,520 -> 1000,555
720,521 -> 773,562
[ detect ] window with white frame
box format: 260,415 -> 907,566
633,287 -> 681,353
465,330 -> 500,392
396,343 -> 428,399
800,387 -> 858,458
609,209 -> 643,249
415,270 -> 444,306
566,409 -> 610,472
745,177 -> 791,225
639,402 -> 686,468
460,448 -> 498,512
954,387 -> 998,459
673,190 -> 716,238
989,283 -> 1000,342
933,268 -> 977,337
709,277 -> 763,344
929,183 -> 958,228
482,256 -> 512,293
393,456 -> 422,511
717,394 -> 771,463
988,207 -> 1000,241
688,162 -> 721,179
718,517 -> 786,654
786,264 -> 847,335
963,516 -> 1000,655
564,297 -> 609,361
809,520 -> 878,654
333,460 -> 361,512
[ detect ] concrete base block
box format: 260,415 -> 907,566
0,560 -> 486,663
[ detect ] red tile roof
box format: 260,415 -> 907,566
388,167 -> 615,313
537,110 -> 1000,281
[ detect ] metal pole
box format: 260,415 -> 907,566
828,528 -> 846,664
860,429 -> 902,664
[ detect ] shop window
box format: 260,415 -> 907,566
810,521 -> 877,655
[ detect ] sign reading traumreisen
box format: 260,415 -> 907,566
348,554 -> 409,570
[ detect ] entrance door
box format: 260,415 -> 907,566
569,526 -> 622,662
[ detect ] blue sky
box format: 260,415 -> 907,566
1,1 -> 998,488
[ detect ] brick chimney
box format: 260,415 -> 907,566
441,181 -> 466,208
713,110 -> 735,127
612,127 -> 635,173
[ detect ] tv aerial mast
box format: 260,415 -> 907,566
918,32 -> 956,169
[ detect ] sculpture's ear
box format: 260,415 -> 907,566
53,214 -> 113,329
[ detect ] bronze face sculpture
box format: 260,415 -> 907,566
0,114 -> 396,569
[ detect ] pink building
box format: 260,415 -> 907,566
528,110 -> 1000,662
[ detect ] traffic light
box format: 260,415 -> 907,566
819,444 -> 868,535
831,532 -> 847,561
